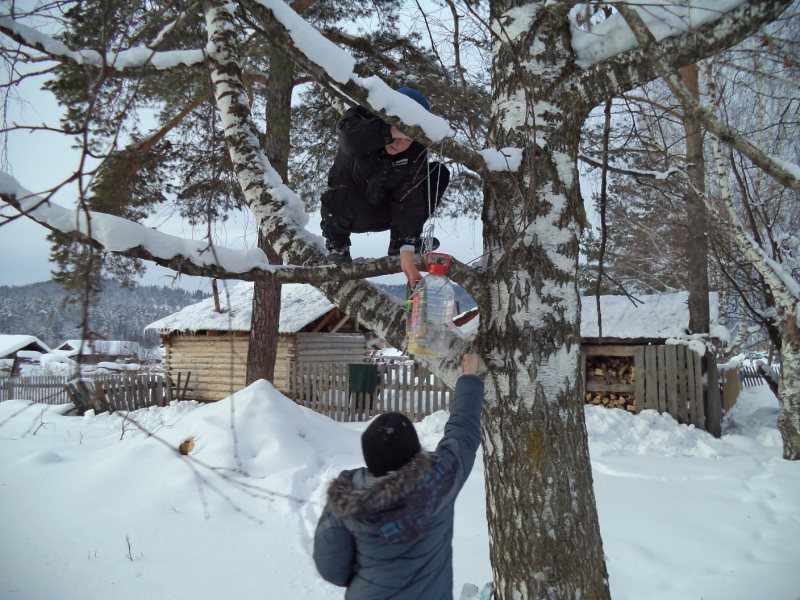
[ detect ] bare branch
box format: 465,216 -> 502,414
579,153 -> 681,180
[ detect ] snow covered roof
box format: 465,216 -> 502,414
581,291 -> 720,340
0,335 -> 51,358
54,340 -> 94,356
54,340 -> 140,356
145,282 -> 337,335
457,291 -> 721,341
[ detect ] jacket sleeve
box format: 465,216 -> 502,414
437,374 -> 484,487
337,106 -> 392,157
312,505 -> 355,587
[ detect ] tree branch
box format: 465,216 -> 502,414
578,153 -> 681,180
616,3 -> 800,194
566,1 -> 793,108
0,187 -> 426,284
236,0 -> 487,175
0,15 -> 207,74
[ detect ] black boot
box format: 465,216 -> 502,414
327,245 -> 352,265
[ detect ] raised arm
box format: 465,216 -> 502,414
438,354 -> 484,480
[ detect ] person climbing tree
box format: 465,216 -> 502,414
320,86 -> 450,286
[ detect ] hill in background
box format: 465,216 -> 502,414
0,280 -> 206,348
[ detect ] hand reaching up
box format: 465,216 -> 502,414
462,353 -> 478,376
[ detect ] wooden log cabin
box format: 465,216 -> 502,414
146,282 -> 375,403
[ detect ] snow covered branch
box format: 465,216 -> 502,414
616,3 -> 800,194
706,137 -> 799,313
0,174 -> 419,285
238,0 -> 488,174
567,0 -> 793,107
0,14 -> 208,73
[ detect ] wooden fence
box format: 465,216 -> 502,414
291,362 -> 452,422
0,375 -> 70,404
634,344 -> 724,436
0,373 -> 190,414
738,365 -> 781,387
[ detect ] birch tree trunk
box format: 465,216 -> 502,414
480,3 -> 608,597
777,316 -> 800,459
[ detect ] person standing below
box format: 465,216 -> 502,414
320,87 -> 450,286
313,354 -> 484,599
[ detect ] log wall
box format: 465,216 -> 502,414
162,332 -> 368,403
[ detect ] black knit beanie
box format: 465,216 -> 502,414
361,412 -> 421,477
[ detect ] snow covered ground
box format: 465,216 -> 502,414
0,383 -> 797,600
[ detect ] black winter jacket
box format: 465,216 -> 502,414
321,106 -> 449,247
313,375 -> 484,599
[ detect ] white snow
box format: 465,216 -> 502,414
0,15 -> 209,70
95,362 -> 140,372
0,173 -> 275,275
0,382 -> 797,599
581,291 -> 720,340
145,281 -> 335,334
477,148 -> 524,172
0,334 -> 50,358
569,1 -> 749,69
458,291 -> 723,342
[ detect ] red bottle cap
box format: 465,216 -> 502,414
425,252 -> 452,276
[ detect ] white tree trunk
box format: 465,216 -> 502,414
478,3 -> 609,597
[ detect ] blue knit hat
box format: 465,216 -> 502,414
396,86 -> 431,111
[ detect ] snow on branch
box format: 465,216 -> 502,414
478,148 -> 524,172
241,0 -> 491,173
0,172 -> 403,285
567,0 -> 793,106
617,4 -> 800,194
252,0 -> 452,140
570,1 -> 750,69
0,14 -> 208,71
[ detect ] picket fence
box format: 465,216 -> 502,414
1,365 -> 450,423
738,364 -> 781,387
0,373 -> 189,414
290,361 -> 452,422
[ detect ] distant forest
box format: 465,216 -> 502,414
0,279 -> 477,350
0,280 -> 206,348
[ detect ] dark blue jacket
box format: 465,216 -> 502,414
313,375 -> 484,599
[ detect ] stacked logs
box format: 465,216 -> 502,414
584,356 -> 636,412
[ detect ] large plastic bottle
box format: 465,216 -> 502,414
407,252 -> 456,356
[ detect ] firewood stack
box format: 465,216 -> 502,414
584,356 -> 637,412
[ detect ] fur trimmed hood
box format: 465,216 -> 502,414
327,452 -> 434,519
325,451 -> 458,545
